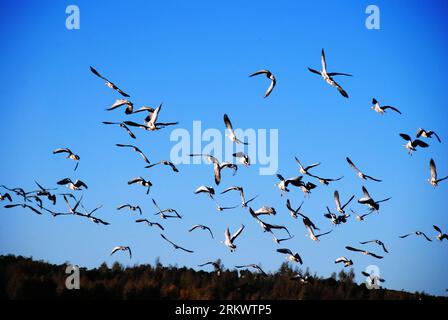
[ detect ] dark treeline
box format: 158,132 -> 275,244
0,255 -> 442,300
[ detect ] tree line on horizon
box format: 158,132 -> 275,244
0,255 -> 441,300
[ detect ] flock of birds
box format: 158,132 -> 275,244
1,49 -> 447,288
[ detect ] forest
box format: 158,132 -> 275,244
0,255 -> 444,300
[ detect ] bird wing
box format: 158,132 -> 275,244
364,175 -> 382,182
264,76 -> 276,98
359,240 -> 375,245
74,180 -> 88,189
213,162 -> 221,185
341,195 -> 355,210
231,225 -> 245,242
223,114 -> 234,132
345,246 -> 362,252
285,176 -> 303,187
90,66 -> 109,82
148,105 -> 162,126
198,262 -> 213,267
421,232 -> 433,242
430,158 -> 437,181
53,148 -> 70,154
432,131 -> 442,143
249,70 -> 269,77
399,233 -> 412,238
57,178 -> 72,185
334,191 -> 342,211
307,67 -> 321,75
320,49 -> 327,72
276,248 -> 292,255
327,72 -> 352,77
316,230 -> 332,238
399,133 -> 411,141
361,186 -> 372,199
413,139 -> 429,148
128,177 -> 143,185
416,128 -> 424,138
335,257 -> 348,264
368,252 -> 383,259
346,157 -> 361,174
110,246 -> 123,256
381,106 -> 402,114
305,162 -> 321,171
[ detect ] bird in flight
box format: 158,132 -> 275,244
189,154 -> 236,185
249,69 -> 276,98
223,114 -> 248,145
399,231 -> 432,242
323,206 -> 349,225
102,121 -> 137,139
351,209 -> 373,222
135,219 -> 164,231
115,144 -> 150,164
188,224 -> 214,239
125,104 -> 178,131
399,133 -> 429,155
57,178 -> 88,191
276,248 -> 303,264
90,66 -> 130,97
127,177 -> 152,194
198,261 -> 222,276
357,186 -> 391,211
308,48 -> 352,98
433,225 -> 448,241
222,225 -> 245,252
275,174 -> 303,195
152,198 -> 182,219
362,271 -> 385,287
220,186 -> 257,208
334,190 -> 355,214
370,98 -> 402,115
53,148 -> 80,171
346,157 -> 382,182
308,173 -> 343,186
235,264 -> 268,276
145,160 -> 179,172
359,239 -> 389,253
294,157 -> 321,176
33,181 -> 57,205
4,203 -> 42,215
0,193 -> 12,202
272,234 -> 295,244
233,152 -> 250,167
250,208 -> 291,237
160,234 -> 194,253
251,206 -> 277,217
335,257 -> 353,267
107,99 -> 134,115
305,227 -> 332,242
416,128 -> 441,143
429,158 -> 448,187
117,204 -> 142,215
110,246 -> 132,259
345,246 -> 383,259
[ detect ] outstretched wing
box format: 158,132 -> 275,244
231,225 -> 245,242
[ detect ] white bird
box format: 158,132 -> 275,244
308,173 -> 343,186
285,199 -> 303,219
371,98 -> 401,115
223,114 -> 248,145
429,158 -> 448,187
235,264 -> 268,276
221,186 -> 257,208
351,209 -> 373,221
188,224 -> 214,239
305,227 -> 332,242
152,198 -> 182,219
222,225 -> 245,252
102,121 -> 137,139
125,104 -> 178,131
233,152 -> 250,167
308,49 -> 352,98
433,225 -> 448,241
361,271 -> 385,286
359,240 -> 389,253
115,144 -> 150,164
128,177 -> 152,194
57,178 -> 88,191
249,208 -> 291,237
249,69 -> 276,98
198,261 -> 222,276
357,186 -> 391,211
189,154 -> 235,185
345,246 -> 383,259
399,133 -> 429,155
107,99 -> 133,114
160,234 -> 194,253
294,157 -> 321,176
416,128 -> 441,143
399,231 -> 432,242
252,206 -> 276,216
334,190 -> 354,214
346,157 -> 382,182
335,257 -> 353,267
145,160 -> 179,172
194,185 -> 215,199
276,248 -> 303,264
117,204 -> 142,215
110,246 -> 132,259
298,181 -> 317,197
53,148 -> 80,171
276,174 -> 303,195
90,66 -> 130,97
135,218 -> 164,230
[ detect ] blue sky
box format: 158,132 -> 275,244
0,0 -> 447,296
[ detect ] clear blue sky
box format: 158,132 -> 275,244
1,0 -> 447,296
